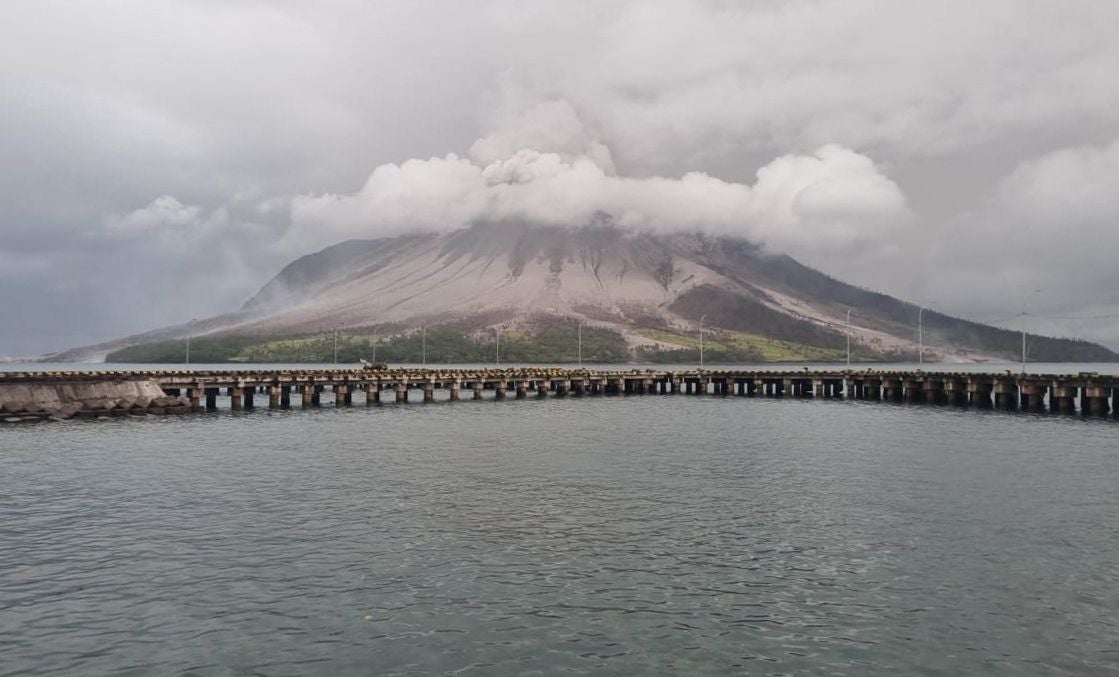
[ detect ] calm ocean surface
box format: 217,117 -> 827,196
3,363 -> 1119,675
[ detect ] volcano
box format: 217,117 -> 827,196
56,222 -> 1118,363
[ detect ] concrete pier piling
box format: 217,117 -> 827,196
942,378 -> 965,406
188,387 -> 203,412
1020,382 -> 1046,411
968,380 -> 992,408
1051,384 -> 1076,413
993,379 -> 1017,410
1085,386 -> 1110,415
922,379 -> 942,405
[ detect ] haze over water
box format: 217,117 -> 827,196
4,372 -> 1119,675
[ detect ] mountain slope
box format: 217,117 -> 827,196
59,222 -> 1118,363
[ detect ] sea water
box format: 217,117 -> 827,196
2,364 -> 1118,675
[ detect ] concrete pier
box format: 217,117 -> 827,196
188,387 -> 203,412
4,367 -> 1118,425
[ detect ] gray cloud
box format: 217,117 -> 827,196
2,0 -> 1118,354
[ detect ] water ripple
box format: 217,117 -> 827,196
2,397 -> 1119,674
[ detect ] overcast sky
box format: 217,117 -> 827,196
3,0 -> 1119,355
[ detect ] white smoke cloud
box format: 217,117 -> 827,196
106,195 -> 227,236
289,123 -> 910,267
469,94 -> 616,172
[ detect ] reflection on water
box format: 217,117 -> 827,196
2,394 -> 1119,675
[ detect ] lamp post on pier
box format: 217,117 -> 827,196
577,321 -> 582,367
699,314 -> 707,368
185,318 -> 198,365
1021,288 -> 1043,373
333,322 -> 344,365
845,308 -> 852,368
918,307 -> 925,366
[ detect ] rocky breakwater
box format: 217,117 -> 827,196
0,380 -> 190,424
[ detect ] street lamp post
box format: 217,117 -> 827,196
577,322 -> 582,367
185,318 -> 198,365
918,307 -> 925,366
699,314 -> 707,368
495,327 -> 500,367
845,308 -> 852,368
1022,288 -> 1043,373
333,324 -> 342,365
372,332 -> 377,364
421,326 -> 426,367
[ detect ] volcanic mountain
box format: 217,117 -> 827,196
59,222 -> 1117,363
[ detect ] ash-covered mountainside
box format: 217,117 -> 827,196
229,222 -> 1119,362
58,222 -> 1118,363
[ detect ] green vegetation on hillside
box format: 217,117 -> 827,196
104,313 -> 1107,365
104,319 -> 880,365
106,318 -> 631,364
634,328 -> 868,363
106,336 -> 261,364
